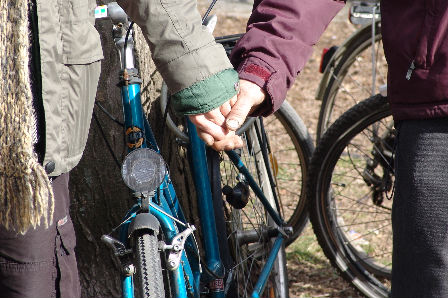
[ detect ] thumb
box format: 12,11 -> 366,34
225,97 -> 253,131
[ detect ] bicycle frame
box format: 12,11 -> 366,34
99,3 -> 288,298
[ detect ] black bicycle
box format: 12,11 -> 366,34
316,0 -> 385,138
309,94 -> 393,298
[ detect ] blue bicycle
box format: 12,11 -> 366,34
95,2 -> 313,297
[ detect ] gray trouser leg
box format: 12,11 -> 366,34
392,119 -> 448,298
0,173 -> 80,298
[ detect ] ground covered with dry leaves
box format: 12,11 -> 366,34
199,1 -> 367,297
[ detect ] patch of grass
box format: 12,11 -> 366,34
286,226 -> 360,298
286,226 -> 326,266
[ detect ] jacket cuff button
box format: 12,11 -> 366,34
45,161 -> 56,175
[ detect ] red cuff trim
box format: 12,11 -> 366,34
242,64 -> 271,82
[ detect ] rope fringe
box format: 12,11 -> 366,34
0,0 -> 54,233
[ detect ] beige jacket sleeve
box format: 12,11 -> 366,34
37,0 -> 102,176
117,0 -> 234,94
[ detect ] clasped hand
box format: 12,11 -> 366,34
188,79 -> 266,151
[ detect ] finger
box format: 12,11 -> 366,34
219,99 -> 233,117
229,94 -> 238,107
212,135 -> 243,151
226,98 -> 254,131
233,135 -> 244,149
210,130 -> 236,151
204,108 -> 226,127
196,129 -> 215,146
189,115 -> 227,140
212,138 -> 233,151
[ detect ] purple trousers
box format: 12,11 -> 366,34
0,173 -> 80,298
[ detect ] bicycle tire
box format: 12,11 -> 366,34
316,21 -> 386,138
268,101 -> 314,243
133,230 -> 165,298
219,101 -> 312,246
222,122 -> 289,298
309,94 -> 393,298
218,101 -> 313,298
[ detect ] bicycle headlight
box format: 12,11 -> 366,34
121,148 -> 166,193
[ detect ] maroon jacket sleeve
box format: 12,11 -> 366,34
230,0 -> 345,116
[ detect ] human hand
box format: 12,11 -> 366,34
225,79 -> 266,131
188,95 -> 243,151
188,79 -> 266,151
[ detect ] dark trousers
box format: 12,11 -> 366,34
0,173 -> 80,298
392,119 -> 448,298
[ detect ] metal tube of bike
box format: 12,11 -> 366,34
161,181 -> 202,293
122,277 -> 134,298
251,234 -> 285,298
186,119 -> 226,297
118,206 -> 139,298
149,201 -> 193,298
122,83 -> 147,150
225,150 -> 285,227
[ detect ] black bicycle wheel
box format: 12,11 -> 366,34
316,21 -> 387,138
265,101 -> 314,243
219,107 -> 305,298
133,230 -> 165,298
222,101 -> 313,245
309,95 -> 393,298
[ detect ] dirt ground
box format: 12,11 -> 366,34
199,1 -> 366,297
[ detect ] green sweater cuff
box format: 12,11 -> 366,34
171,69 -> 239,115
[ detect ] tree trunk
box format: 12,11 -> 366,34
69,7 -> 196,297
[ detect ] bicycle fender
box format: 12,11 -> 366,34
315,20 -> 381,101
128,213 -> 160,237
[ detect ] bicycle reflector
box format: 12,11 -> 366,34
121,148 -> 166,193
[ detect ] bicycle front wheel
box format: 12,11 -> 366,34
133,230 -> 165,298
309,95 -> 393,298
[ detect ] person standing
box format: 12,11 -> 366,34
0,0 -> 239,296
195,0 -> 448,297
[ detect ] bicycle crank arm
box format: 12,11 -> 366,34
236,226 -> 292,245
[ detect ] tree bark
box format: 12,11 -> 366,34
69,11 -> 128,297
69,9 -> 196,297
